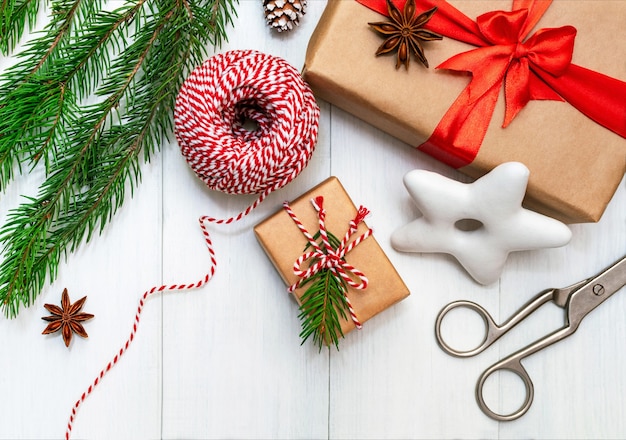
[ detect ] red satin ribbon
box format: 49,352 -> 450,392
357,0 -> 626,168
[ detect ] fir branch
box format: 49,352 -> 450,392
0,0 -> 237,317
0,0 -> 106,186
297,231 -> 350,351
0,0 -> 41,55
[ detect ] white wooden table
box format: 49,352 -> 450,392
1,1 -> 625,439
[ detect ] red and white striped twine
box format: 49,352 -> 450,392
65,50 -> 319,439
175,49 -> 320,221
284,196 -> 373,329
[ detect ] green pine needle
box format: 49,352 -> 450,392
0,0 -> 42,55
297,231 -> 353,351
0,0 -> 238,317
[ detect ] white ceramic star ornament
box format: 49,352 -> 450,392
391,162 -> 572,285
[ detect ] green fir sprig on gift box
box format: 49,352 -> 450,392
0,0 -> 238,317
285,196 -> 372,351
297,230 -> 349,351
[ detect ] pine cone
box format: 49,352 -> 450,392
263,0 -> 307,32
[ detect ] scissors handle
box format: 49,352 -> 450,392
475,355 -> 534,421
435,301 -> 501,357
435,290 -> 555,357
475,324 -> 576,420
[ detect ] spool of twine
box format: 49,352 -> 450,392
175,49 -> 320,219
65,49 -> 320,439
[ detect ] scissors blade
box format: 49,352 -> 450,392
566,256 -> 626,328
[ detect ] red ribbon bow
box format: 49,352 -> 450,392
357,0 -> 626,168
446,10 -> 576,127
283,196 -> 373,329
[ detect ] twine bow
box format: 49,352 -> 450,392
283,196 -> 373,328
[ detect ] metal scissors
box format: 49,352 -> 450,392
435,256 -> 626,421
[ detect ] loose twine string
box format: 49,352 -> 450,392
64,49 -> 319,439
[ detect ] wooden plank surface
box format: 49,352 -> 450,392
0,1 -> 624,439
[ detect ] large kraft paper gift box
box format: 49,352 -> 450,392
302,0 -> 626,223
254,177 -> 410,341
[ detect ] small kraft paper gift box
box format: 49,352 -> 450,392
303,0 -> 626,223
254,177 -> 410,348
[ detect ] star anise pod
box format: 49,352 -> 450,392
42,288 -> 94,347
368,0 -> 442,69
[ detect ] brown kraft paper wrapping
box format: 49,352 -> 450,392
254,176 -> 410,337
302,0 -> 626,223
